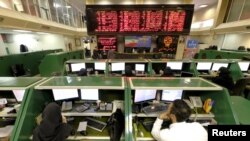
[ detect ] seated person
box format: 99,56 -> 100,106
78,68 -> 87,76
161,67 -> 174,77
151,99 -> 207,141
212,67 -> 234,91
123,65 -> 134,77
33,102 -> 72,141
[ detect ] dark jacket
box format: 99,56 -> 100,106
107,109 -> 124,141
212,67 -> 234,91
33,103 -> 72,141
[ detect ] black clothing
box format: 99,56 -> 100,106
212,76 -> 234,91
78,68 -> 87,76
161,67 -> 174,77
33,103 -> 71,141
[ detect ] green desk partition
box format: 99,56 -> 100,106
197,49 -> 250,59
148,59 -> 195,76
39,50 -> 84,77
230,96 -> 250,125
0,49 -> 62,76
0,77 -> 44,141
64,59 -> 108,76
128,77 -> 238,141
108,59 -> 150,77
13,77 -> 132,141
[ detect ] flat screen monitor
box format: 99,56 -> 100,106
238,62 -> 250,72
124,36 -> 151,48
161,90 -> 183,102
211,63 -> 229,71
95,62 -> 106,70
134,89 -> 156,103
71,63 -> 86,72
196,62 -> 212,70
111,62 -> 125,71
80,89 -> 99,101
52,89 -> 79,101
135,64 -> 145,72
12,90 -> 25,102
167,62 -> 183,70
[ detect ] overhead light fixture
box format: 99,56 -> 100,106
13,30 -> 32,33
66,6 -> 71,8
199,4 -> 208,8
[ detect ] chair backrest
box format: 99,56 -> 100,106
232,78 -> 250,96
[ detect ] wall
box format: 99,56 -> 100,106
0,34 -> 7,55
222,33 -> 250,50
192,4 -> 217,23
0,33 -> 66,55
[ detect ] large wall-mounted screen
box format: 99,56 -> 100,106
86,5 -> 194,35
125,36 -> 151,47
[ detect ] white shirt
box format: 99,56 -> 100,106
151,118 -> 208,141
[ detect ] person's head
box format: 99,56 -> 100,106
162,67 -> 174,77
218,67 -> 230,77
78,68 -> 87,76
125,65 -> 133,76
168,99 -> 191,122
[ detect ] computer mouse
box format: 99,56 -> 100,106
139,131 -> 144,137
80,131 -> 88,136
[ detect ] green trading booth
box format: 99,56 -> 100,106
148,59 -> 195,77
197,49 -> 250,59
64,59 -> 108,76
13,76 -> 132,141
108,59 -> 150,77
0,77 -> 45,140
39,50 -> 84,77
192,59 -> 243,82
127,77 -> 239,141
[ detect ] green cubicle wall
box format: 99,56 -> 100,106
13,77 -> 132,141
197,49 -> 250,59
0,77 -> 45,141
39,50 -> 84,77
0,49 -> 62,76
127,77 -> 238,141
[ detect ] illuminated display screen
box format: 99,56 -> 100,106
125,36 -> 151,47
86,5 -> 194,35
97,36 -> 117,51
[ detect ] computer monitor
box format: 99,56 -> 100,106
135,64 -> 145,72
52,89 -> 79,101
71,63 -> 86,72
95,62 -> 106,70
166,62 -> 183,70
12,90 -> 25,102
196,62 -> 213,70
211,63 -> 229,71
80,89 -> 99,101
238,62 -> 250,72
161,90 -> 183,102
111,62 -> 125,71
134,89 -> 157,103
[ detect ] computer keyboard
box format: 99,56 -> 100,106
75,105 -> 89,112
142,104 -> 167,115
85,117 -> 107,132
142,120 -> 154,132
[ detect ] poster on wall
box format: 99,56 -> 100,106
157,35 -> 179,58
124,36 -> 151,48
183,39 -> 198,59
97,36 -> 117,51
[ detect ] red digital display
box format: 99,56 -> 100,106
86,5 -> 194,35
97,36 -> 117,51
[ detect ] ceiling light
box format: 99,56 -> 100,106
13,30 -> 32,33
66,6 -> 71,8
199,4 -> 208,8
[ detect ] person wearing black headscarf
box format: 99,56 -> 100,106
33,102 -> 72,141
161,67 -> 174,77
78,68 -> 87,76
212,67 -> 234,91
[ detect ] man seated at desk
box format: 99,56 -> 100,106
211,67 -> 234,92
151,99 -> 207,141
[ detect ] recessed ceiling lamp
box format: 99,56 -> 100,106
199,4 -> 208,8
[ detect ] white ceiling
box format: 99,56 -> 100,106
193,0 -> 218,11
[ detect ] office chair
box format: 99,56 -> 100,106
231,77 -> 250,96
